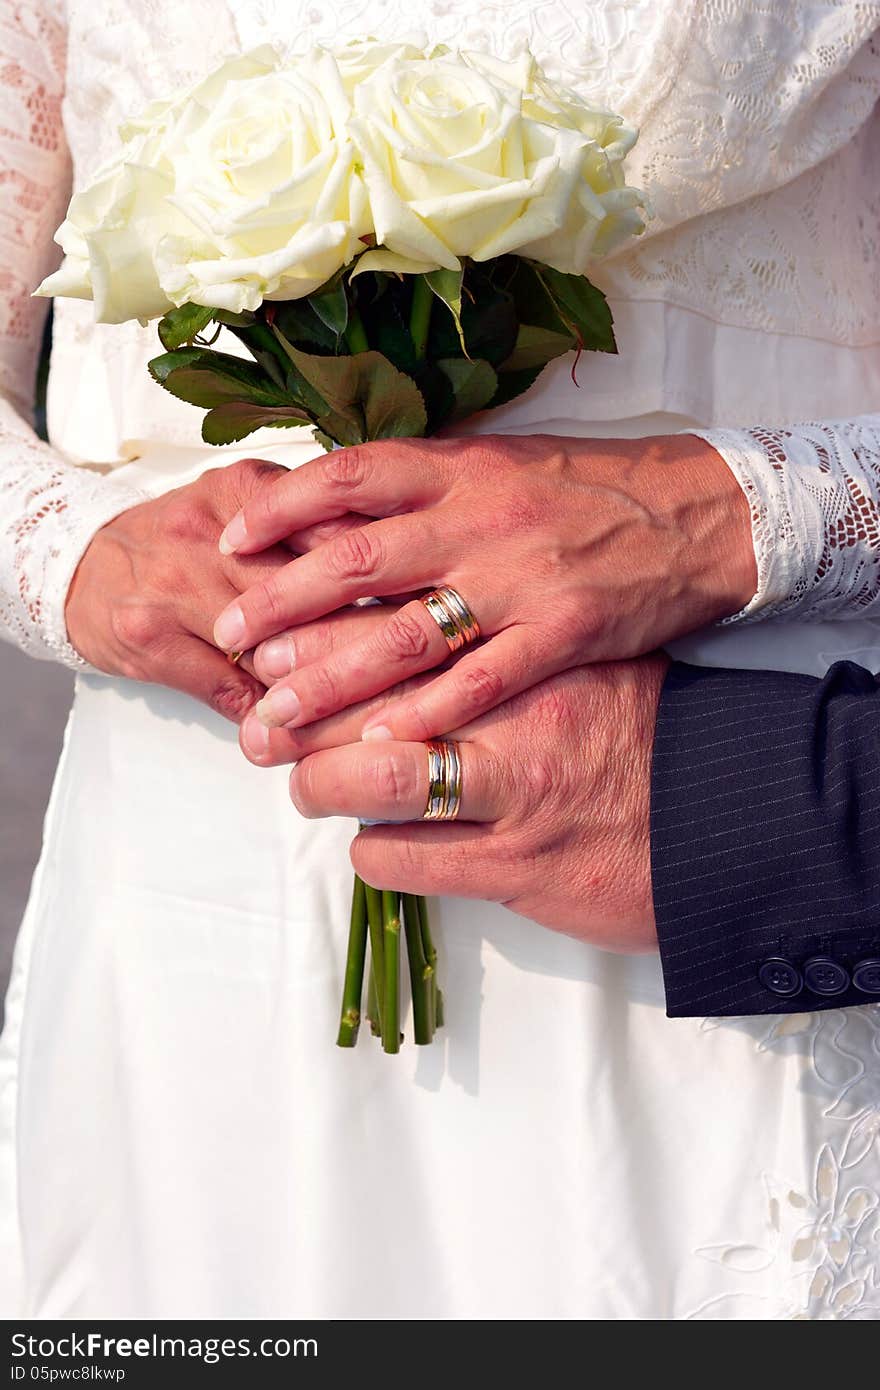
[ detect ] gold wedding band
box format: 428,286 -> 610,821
423,740 -> 463,821
420,586 -> 480,653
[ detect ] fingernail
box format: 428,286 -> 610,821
259,635 -> 295,679
242,715 -> 269,757
219,513 -> 247,555
213,604 -> 245,651
256,688 -> 301,728
362,723 -> 393,742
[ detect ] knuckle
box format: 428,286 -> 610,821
209,677 -> 258,723
111,603 -> 162,652
305,662 -> 341,720
381,609 -> 430,664
325,527 -> 381,582
372,751 -> 419,809
319,446 -> 366,492
231,457 -> 282,489
247,578 -> 286,628
397,700 -> 433,741
455,662 -> 505,715
163,499 -> 206,544
520,752 -> 556,807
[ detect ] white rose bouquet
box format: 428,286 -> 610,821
38,39 -> 646,1054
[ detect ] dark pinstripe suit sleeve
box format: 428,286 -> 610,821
650,661 -> 880,1017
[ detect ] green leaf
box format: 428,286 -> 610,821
273,332 -> 428,443
201,403 -> 310,446
157,303 -> 216,351
488,364 -> 546,410
271,299 -> 339,352
411,361 -> 456,433
222,320 -> 290,390
309,279 -> 349,342
505,258 -> 569,335
148,347 -> 206,384
425,267 -> 466,354
150,350 -> 293,409
499,323 -> 575,372
436,358 -> 498,421
533,265 -> 617,354
213,309 -> 258,328
313,428 -> 337,453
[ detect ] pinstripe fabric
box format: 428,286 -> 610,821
651,660 -> 880,1017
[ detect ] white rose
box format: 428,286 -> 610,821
348,49 -> 644,278
332,37 -> 429,95
461,50 -> 646,263
36,47 -> 373,322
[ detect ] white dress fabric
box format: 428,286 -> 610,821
1,0 -> 880,1319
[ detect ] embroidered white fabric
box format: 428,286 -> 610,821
699,414 -> 880,622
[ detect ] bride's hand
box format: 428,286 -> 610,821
65,458 -> 360,722
213,434 -> 755,741
247,651 -> 669,952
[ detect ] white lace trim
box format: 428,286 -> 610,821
0,0 -> 146,667
696,415 -> 880,624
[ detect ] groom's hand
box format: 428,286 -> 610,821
240,652 -> 668,951
65,459 -> 301,721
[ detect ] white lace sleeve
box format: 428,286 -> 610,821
0,0 -> 147,669
694,414 -> 880,623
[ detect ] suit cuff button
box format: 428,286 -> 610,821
803,956 -> 850,996
758,957 -> 802,997
853,959 -> 880,995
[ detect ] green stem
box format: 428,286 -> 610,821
417,895 -> 443,1030
364,882 -> 385,1033
409,277 -> 433,360
336,876 -> 368,1047
403,894 -> 434,1044
381,890 -> 401,1055
366,961 -> 381,1037
344,303 -> 369,355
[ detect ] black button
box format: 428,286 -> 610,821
852,958 -> 880,995
758,957 -> 802,997
803,956 -> 850,996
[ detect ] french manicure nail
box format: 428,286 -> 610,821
259,635 -> 295,679
219,513 -> 247,555
362,724 -> 393,742
213,604 -> 246,651
256,688 -> 301,728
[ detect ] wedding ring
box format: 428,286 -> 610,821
420,586 -> 480,653
423,740 -> 463,821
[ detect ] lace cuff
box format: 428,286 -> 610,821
692,414 -> 880,624
0,420 -> 148,670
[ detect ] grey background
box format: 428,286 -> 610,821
0,640 -> 73,1015
0,313 -> 72,1014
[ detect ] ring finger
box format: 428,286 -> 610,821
289,738 -> 503,824
255,586 -> 502,730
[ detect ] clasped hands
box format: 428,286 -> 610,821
67,432 -> 756,953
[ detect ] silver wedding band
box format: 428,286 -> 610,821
421,586 -> 480,653
423,740 -> 463,821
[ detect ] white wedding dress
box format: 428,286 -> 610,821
2,0 -> 880,1319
